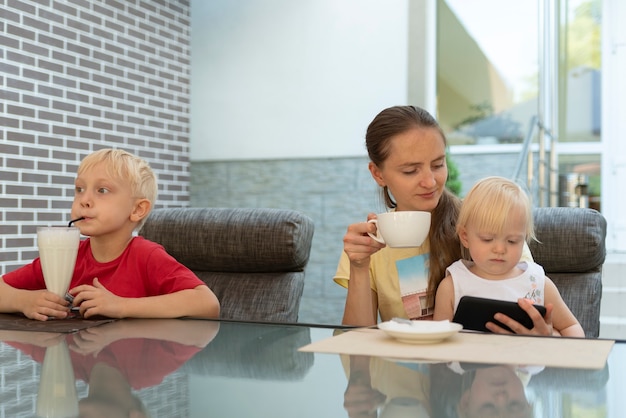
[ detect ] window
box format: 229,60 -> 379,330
438,0 -> 602,210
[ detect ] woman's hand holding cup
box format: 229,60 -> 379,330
343,214 -> 386,267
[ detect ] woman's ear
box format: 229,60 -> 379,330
368,162 -> 386,187
130,198 -> 151,223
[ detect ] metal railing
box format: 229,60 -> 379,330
512,115 -> 558,207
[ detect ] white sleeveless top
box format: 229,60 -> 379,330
447,259 -> 546,312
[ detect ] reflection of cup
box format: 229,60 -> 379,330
36,341 -> 79,418
367,211 -> 431,248
37,227 -> 80,297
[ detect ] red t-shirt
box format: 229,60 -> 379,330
3,236 -> 205,296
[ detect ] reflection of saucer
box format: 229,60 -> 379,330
378,320 -> 462,344
383,357 -> 443,365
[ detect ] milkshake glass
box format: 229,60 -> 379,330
37,227 -> 80,298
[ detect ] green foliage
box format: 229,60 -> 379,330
446,154 -> 462,196
567,0 -> 601,70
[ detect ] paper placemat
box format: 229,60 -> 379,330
0,313 -> 116,333
299,328 -> 614,370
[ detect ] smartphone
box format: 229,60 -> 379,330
452,295 -> 547,333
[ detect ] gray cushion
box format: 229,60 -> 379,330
140,207 -> 314,273
198,271 -> 304,323
550,272 -> 602,338
530,207 -> 606,338
530,207 -> 606,273
139,207 -> 314,323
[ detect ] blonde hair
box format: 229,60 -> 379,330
77,148 -> 157,230
457,176 -> 536,243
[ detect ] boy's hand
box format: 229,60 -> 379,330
70,278 -> 125,319
21,290 -> 70,321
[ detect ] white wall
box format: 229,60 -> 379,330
190,0 -> 412,160
602,0 -> 626,252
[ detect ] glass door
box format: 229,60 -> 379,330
438,0 -> 602,212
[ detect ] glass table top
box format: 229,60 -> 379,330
0,318 -> 622,417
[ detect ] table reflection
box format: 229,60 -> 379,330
36,340 -> 78,418
181,320 -> 314,380
1,319 -> 220,417
0,319 -> 317,417
342,352 -> 610,418
343,355 -> 430,418
432,361 -> 610,418
0,321 -> 615,417
430,362 -> 536,418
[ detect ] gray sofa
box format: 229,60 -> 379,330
139,207 -> 315,323
139,206 -> 605,337
530,207 -> 607,338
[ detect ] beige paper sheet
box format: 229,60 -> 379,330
299,328 -> 614,369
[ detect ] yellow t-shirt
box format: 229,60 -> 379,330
333,240 -> 431,322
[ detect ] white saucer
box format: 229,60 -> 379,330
378,320 -> 463,344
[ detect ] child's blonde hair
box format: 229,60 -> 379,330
77,148 -> 157,230
457,176 -> 536,243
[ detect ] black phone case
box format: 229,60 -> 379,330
452,295 -> 547,333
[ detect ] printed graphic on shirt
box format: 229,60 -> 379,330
524,273 -> 543,304
396,254 -> 431,319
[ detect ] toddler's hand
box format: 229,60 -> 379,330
488,299 -> 554,336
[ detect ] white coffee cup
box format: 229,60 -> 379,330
367,211 -> 431,248
37,227 -> 80,298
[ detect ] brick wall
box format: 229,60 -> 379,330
0,0 -> 192,275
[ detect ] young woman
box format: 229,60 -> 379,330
334,105 -> 462,326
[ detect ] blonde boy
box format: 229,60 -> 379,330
0,148 -> 220,321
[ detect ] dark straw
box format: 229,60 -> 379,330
68,217 -> 85,227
